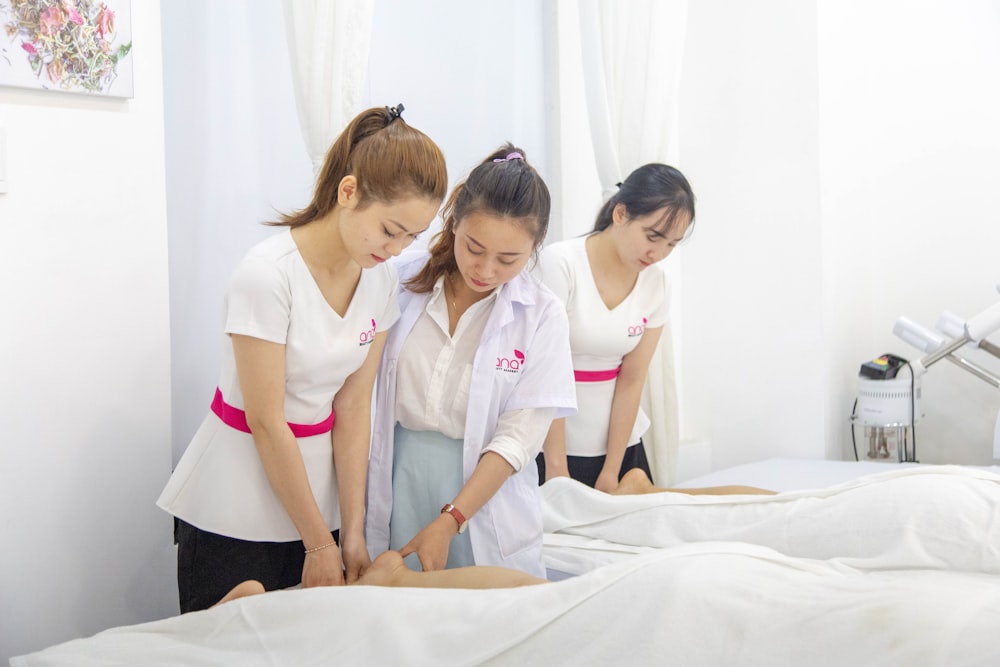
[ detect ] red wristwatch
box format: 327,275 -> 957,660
440,503 -> 468,534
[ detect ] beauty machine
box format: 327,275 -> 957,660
852,285 -> 1000,463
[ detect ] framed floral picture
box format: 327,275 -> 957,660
0,0 -> 133,98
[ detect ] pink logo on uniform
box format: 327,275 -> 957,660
627,317 -> 648,337
359,319 -> 377,346
496,348 -> 526,373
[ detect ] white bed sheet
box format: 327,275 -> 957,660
12,543 -> 1000,667
15,459 -> 1000,666
679,456 -> 926,490
677,456 -> 1000,491
543,463 -> 1000,576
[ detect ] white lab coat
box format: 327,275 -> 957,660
366,254 -> 577,576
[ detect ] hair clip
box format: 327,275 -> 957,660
493,152 -> 524,163
386,103 -> 405,121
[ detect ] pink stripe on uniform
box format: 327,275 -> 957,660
211,388 -> 335,437
574,366 -> 622,382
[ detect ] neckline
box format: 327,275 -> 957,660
582,234 -> 639,312
289,228 -> 363,320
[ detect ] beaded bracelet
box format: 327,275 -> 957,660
304,541 -> 337,555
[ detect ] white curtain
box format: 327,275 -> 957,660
282,0 -> 375,175
561,0 -> 690,484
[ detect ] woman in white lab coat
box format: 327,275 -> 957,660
366,144 -> 576,578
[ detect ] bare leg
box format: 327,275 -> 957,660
611,468 -> 776,496
213,579 -> 266,607
356,550 -> 547,589
210,553 -> 545,608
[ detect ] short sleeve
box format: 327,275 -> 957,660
536,243 -> 574,306
644,267 -> 672,329
376,262 -> 401,333
503,297 -> 577,419
484,407 -> 558,471
223,256 -> 291,344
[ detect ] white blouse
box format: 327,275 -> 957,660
394,276 -> 555,472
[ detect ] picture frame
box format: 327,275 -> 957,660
0,0 -> 133,98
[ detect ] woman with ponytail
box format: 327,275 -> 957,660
158,105 -> 448,612
535,164 -> 695,491
365,144 -> 576,578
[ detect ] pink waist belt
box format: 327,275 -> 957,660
211,388 -> 335,437
574,366 -> 622,382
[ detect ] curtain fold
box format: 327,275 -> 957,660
282,0 -> 375,175
576,0 -> 690,484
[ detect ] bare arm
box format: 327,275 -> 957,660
398,404 -> 555,569
540,418 -> 569,481
232,334 -> 344,587
400,451 -> 514,571
596,325 -> 663,492
330,331 -> 388,583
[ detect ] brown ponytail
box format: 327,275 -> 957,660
269,106 -> 448,228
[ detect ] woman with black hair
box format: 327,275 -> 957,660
536,164 -> 695,491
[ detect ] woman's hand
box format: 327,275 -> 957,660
339,533 -> 372,584
594,468 -> 620,493
545,468 -> 570,483
301,544 -> 345,588
400,515 -> 456,571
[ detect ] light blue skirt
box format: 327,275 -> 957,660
389,424 -> 474,570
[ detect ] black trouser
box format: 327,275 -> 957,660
535,440 -> 652,488
174,518 -> 338,613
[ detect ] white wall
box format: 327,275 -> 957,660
365,0 -> 549,235
678,0 -> 826,470
163,0 -> 313,463
678,0 -> 1000,470
817,0 -> 1000,465
0,2 -> 176,661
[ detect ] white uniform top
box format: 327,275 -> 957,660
537,236 -> 670,457
157,229 -> 400,542
366,254 -> 577,577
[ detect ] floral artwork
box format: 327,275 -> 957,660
0,0 -> 132,97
